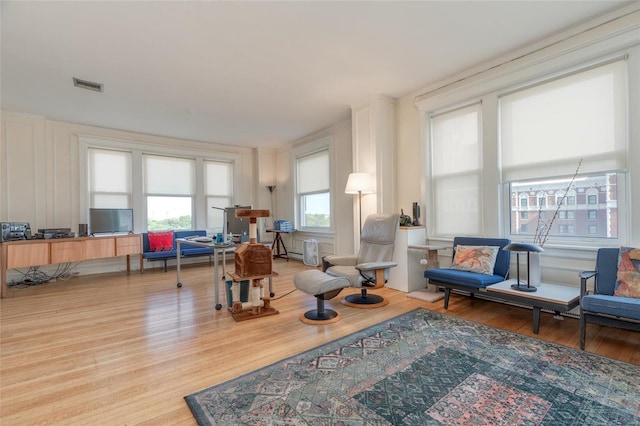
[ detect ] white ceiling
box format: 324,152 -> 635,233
1,1 -> 632,149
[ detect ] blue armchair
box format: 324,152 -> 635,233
424,237 -> 511,309
579,248 -> 640,350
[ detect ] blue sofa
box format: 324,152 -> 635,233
579,247 -> 640,349
424,236 -> 511,309
142,230 -> 213,272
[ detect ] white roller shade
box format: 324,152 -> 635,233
144,155 -> 194,195
500,59 -> 627,181
431,103 -> 482,236
298,150 -> 329,194
205,161 -> 232,196
90,148 -> 131,193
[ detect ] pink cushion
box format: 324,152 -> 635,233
614,247 -> 640,299
450,245 -> 499,275
148,231 -> 174,252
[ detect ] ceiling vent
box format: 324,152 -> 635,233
73,77 -> 104,93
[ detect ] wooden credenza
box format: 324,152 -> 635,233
0,234 -> 143,297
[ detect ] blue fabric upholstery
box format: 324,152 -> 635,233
423,268 -> 505,289
175,230 -> 214,256
581,294 -> 640,320
142,230 -> 212,272
424,237 -> 511,309
580,247 -> 640,349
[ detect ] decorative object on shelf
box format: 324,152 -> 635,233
503,242 -> 544,292
412,202 -> 421,226
533,159 -> 582,248
399,209 -> 412,226
345,172 -> 375,231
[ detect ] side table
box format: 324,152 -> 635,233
408,243 -> 448,301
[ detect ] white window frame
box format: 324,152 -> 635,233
143,154 -> 196,231
428,102 -> 483,238
204,159 -> 234,234
292,137 -> 333,233
498,58 -> 629,247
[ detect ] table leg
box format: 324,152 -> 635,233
176,240 -> 182,288
214,249 -> 221,310
533,306 -> 541,334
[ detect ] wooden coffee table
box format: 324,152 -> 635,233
486,279 -> 580,334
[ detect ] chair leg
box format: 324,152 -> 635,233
444,288 -> 451,309
300,295 -> 341,325
342,288 -> 388,308
580,310 -> 586,350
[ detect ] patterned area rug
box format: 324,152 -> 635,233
185,308 -> 640,425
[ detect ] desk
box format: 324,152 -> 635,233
0,234 -> 142,298
176,239 -> 236,310
266,229 -> 295,260
486,280 -> 580,334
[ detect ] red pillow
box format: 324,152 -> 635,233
148,231 -> 174,252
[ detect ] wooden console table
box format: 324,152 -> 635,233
0,234 -> 142,297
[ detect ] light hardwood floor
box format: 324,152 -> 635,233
1,258 -> 639,425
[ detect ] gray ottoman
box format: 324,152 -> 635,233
294,269 -> 350,324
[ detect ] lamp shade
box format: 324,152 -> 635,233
345,172 -> 375,194
503,242 -> 544,253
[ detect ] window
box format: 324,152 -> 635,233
144,155 -> 195,231
589,225 -> 598,234
205,160 -> 234,234
502,59 -> 627,244
588,210 -> 597,220
89,148 -> 132,208
296,149 -> 330,229
520,211 -> 528,219
559,225 -> 574,234
430,103 -> 482,236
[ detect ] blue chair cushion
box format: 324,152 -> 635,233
424,268 -> 505,289
143,250 -> 177,259
582,294 -> 640,320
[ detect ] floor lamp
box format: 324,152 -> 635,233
345,172 -> 375,231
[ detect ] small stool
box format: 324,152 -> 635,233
294,269 -> 351,325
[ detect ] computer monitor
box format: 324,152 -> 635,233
224,206 -> 252,237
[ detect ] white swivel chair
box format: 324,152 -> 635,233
323,213 -> 399,308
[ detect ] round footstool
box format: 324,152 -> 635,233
293,269 -> 351,325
